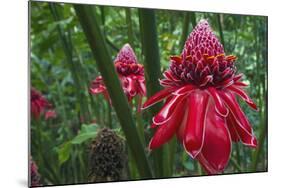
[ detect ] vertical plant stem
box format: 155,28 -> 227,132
138,8 -> 166,178
125,8 -> 134,48
180,12 -> 190,49
216,14 -> 225,47
73,5 -> 153,178
235,143 -> 242,168
191,12 -> 196,27
135,97 -> 145,144
251,19 -> 268,171
196,161 -> 203,175
49,3 -> 91,123
107,101 -> 112,128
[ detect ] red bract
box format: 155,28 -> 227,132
45,110 -> 57,120
142,20 -> 258,174
30,159 -> 41,186
90,43 -> 146,108
31,88 -> 51,120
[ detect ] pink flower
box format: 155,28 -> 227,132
90,43 -> 146,108
45,110 -> 57,120
142,20 -> 258,174
30,159 -> 41,186
31,88 -> 51,120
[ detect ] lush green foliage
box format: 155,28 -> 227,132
30,2 -> 267,186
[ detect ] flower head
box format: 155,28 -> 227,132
31,88 -> 51,120
45,110 -> 57,120
89,128 -> 126,182
30,158 -> 41,186
90,43 -> 146,107
143,20 -> 258,174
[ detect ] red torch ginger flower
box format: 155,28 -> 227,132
45,109 -> 57,120
90,43 -> 146,108
30,159 -> 41,186
31,87 -> 51,120
142,20 -> 258,174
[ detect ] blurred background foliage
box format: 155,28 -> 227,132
30,1 -> 267,186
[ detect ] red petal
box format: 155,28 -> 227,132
149,98 -> 187,149
200,75 -> 213,87
219,91 -> 257,147
163,70 -> 181,82
234,81 -> 248,87
89,87 -> 106,94
207,87 -> 229,117
233,73 -> 244,82
142,88 -> 175,109
228,85 -> 258,111
196,103 -> 232,174
153,95 -> 185,125
122,76 -> 137,97
183,90 -> 209,158
176,98 -> 189,142
172,85 -> 195,96
136,76 -> 146,96
159,79 -> 176,87
226,112 -> 241,142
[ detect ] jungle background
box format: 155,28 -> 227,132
30,1 -> 267,186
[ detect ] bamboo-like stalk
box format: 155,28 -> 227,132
49,3 -> 91,123
179,12 -> 190,49
125,8 -> 134,48
216,14 -> 225,48
73,5 -> 153,178
138,8 -> 169,177
191,12 -> 196,27
251,18 -> 268,171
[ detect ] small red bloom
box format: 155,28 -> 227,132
45,110 -> 57,120
90,43 -> 146,108
143,20 -> 258,174
31,87 -> 51,120
30,158 -> 41,186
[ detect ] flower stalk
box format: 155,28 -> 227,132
49,3 -> 91,123
74,4 -> 153,178
138,8 -> 169,177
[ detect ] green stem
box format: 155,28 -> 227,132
230,157 -> 242,172
235,143 -> 242,168
180,12 -> 190,49
125,8 -> 134,48
138,8 -> 165,178
73,5 -> 153,178
49,3 -> 90,123
107,101 -> 112,128
250,20 -> 267,171
216,14 -> 225,47
191,12 -> 196,27
135,97 -> 145,144
196,161 -> 203,175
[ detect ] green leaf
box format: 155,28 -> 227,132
57,141 -> 72,165
71,124 -> 98,144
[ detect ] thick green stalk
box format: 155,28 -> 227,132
251,19 -> 268,171
191,12 -> 196,27
73,5 -> 153,178
180,12 -> 190,49
216,14 -> 225,47
138,8 -> 167,177
49,3 -> 90,123
230,158 -> 242,172
125,8 -> 134,48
